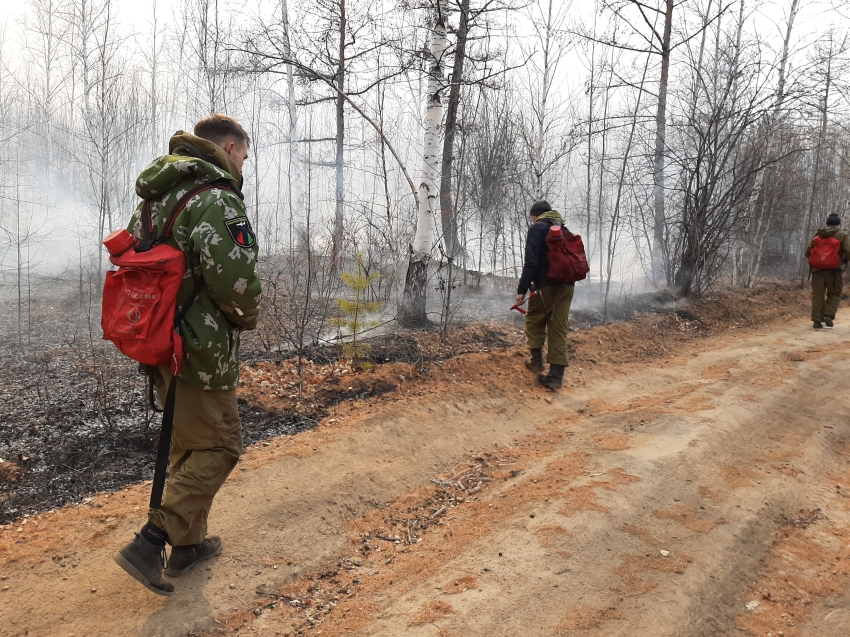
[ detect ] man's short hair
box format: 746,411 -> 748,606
194,114 -> 251,148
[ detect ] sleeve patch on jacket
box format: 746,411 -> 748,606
225,217 -> 256,248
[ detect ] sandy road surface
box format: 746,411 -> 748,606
2,312 -> 850,637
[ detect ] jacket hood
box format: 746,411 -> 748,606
135,131 -> 243,200
816,226 -> 842,238
536,210 -> 565,225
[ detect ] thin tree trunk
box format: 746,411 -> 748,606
400,1 -> 448,327
534,0 -> 556,198
597,58 -> 611,288
281,0 -> 306,249
801,54 -> 832,286
332,0 -> 346,271
604,54 -> 650,321
743,0 -> 800,266
652,0 -> 674,286
585,37 -> 596,248
439,0 -> 469,260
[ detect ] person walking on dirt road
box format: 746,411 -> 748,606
114,115 -> 262,595
515,200 -> 575,390
805,213 -> 850,330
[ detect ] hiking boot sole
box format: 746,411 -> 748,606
164,546 -> 222,577
525,361 -> 545,373
114,551 -> 175,596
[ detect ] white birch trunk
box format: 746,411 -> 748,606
400,2 -> 448,326
411,9 -> 447,258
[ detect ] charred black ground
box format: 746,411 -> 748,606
0,289 -> 518,523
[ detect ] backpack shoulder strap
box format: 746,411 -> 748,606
140,201 -> 155,240
158,181 -> 234,241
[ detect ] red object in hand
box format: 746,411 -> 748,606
510,290 -> 538,314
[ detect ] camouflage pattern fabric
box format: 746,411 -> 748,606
127,131 -> 261,391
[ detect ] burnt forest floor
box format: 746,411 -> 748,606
0,280 -> 813,524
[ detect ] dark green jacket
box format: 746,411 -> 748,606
127,132 -> 261,391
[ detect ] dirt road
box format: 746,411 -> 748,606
2,309 -> 850,637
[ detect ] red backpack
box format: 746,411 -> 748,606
101,183 -> 228,374
545,224 -> 590,283
808,235 -> 842,270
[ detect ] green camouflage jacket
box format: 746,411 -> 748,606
127,131 -> 262,391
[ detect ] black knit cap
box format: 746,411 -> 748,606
530,200 -> 552,216
827,213 -> 841,226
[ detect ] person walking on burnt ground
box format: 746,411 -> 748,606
806,213 -> 850,330
515,201 -> 576,390
113,115 -> 262,595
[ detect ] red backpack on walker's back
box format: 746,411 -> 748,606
101,183 -> 228,374
545,224 -> 590,283
808,235 -> 842,270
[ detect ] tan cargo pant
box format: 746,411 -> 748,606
147,366 -> 242,547
811,269 -> 844,322
524,284 -> 574,366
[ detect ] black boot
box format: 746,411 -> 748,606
813,321 -> 824,330
538,364 -> 565,390
526,348 -> 544,373
114,533 -> 175,596
825,316 -> 834,327
165,536 -> 222,576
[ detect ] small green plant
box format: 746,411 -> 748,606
333,254 -> 381,367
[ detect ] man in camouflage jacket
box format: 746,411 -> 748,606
114,115 -> 261,596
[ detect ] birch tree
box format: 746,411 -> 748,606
400,0 -> 448,327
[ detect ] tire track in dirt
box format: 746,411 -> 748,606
197,321 -> 850,637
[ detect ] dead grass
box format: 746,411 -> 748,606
535,525 -> 572,548
408,600 -> 456,626
653,504 -> 725,533
674,396 -> 716,412
442,575 -> 477,594
0,486 -> 148,567
698,484 -> 725,504
722,466 -> 761,488
594,435 -> 630,451
616,552 -> 693,577
555,605 -> 622,631
621,577 -> 659,595
735,526 -> 850,637
558,468 -> 641,517
702,362 -> 739,380
621,524 -> 656,544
